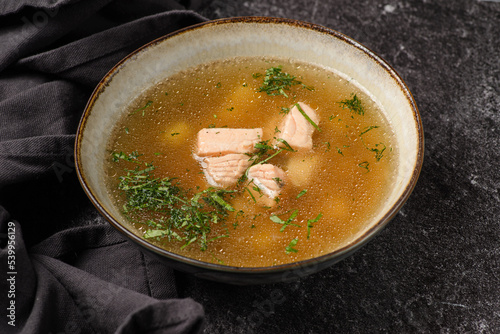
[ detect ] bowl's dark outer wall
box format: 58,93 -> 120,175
186,1 -> 500,333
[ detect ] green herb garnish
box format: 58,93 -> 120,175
360,125 -> 380,135
246,187 -> 257,203
306,213 -> 323,239
295,103 -> 321,132
273,177 -> 284,187
114,154 -> 234,251
275,137 -> 296,152
339,94 -> 364,116
335,147 -> 344,156
244,138 -> 294,176
112,151 -> 141,163
370,143 -> 386,161
256,66 -> 313,98
280,107 -> 290,114
129,100 -> 153,116
285,238 -> 299,254
270,210 -> 300,232
359,126 -> 386,161
358,161 -> 370,172
118,164 -> 181,212
296,189 -> 307,199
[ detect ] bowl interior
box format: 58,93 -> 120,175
76,17 -> 423,273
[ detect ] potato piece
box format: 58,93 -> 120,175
162,121 -> 193,145
285,154 -> 319,188
319,196 -> 350,221
248,225 -> 280,253
219,85 -> 262,123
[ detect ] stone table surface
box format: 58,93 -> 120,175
174,1 -> 500,333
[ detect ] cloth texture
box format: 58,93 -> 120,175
0,0 -> 211,333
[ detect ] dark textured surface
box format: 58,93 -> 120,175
1,0 -> 497,333
174,1 -> 500,333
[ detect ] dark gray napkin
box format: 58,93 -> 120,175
0,0 -> 212,333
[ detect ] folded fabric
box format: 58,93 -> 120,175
0,213 -> 205,333
0,0 -> 212,333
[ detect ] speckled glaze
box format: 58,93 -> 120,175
75,17 -> 423,285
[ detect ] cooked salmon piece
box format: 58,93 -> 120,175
277,102 -> 319,151
247,164 -> 287,199
195,128 -> 263,157
200,153 -> 252,187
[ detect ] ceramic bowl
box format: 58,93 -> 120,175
75,17 -> 424,285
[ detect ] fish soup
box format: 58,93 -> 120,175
105,56 -> 398,267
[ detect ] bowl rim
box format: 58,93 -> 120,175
75,16 -> 424,275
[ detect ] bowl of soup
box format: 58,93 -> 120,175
75,17 -> 423,285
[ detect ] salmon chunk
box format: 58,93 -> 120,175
201,154 -> 252,187
277,102 -> 319,151
247,164 -> 287,199
195,128 -> 263,157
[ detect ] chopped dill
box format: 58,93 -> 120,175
114,153 -> 235,251
359,126 -> 386,161
112,151 -> 141,163
129,100 -> 153,116
280,107 -> 290,114
210,252 -> 225,264
241,138 -> 295,182
273,177 -> 284,186
360,125 -> 380,135
358,161 -> 370,173
255,66 -> 313,98
339,94 -> 364,116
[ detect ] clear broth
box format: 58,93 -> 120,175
105,56 -> 398,267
